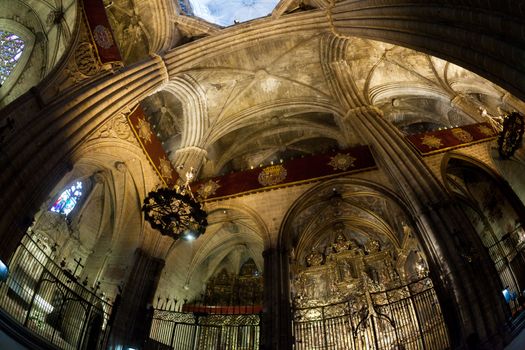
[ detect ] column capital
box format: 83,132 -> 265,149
174,145 -> 208,157
149,53 -> 170,92
502,92 -> 525,113
450,93 -> 485,123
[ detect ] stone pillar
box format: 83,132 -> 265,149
108,248 -> 165,349
0,56 -> 167,261
321,31 -> 509,346
346,105 -> 509,348
261,248 -> 293,350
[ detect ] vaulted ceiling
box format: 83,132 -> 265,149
139,32 -> 506,180
6,0 -> 522,304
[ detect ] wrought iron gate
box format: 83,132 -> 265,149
0,234 -> 112,350
293,278 -> 449,350
146,309 -> 260,350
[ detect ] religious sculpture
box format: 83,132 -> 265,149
365,239 -> 381,254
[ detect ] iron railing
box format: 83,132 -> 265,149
146,308 -> 260,350
293,277 -> 450,350
0,234 -> 112,349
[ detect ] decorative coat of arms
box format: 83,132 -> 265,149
328,153 -> 356,171
258,165 -> 287,186
93,25 -> 114,49
452,128 -> 473,143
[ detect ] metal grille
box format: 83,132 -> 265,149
146,309 -> 260,350
0,234 -> 112,349
486,225 -> 525,303
293,278 -> 449,350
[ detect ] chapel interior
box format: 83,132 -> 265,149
0,1 -> 525,350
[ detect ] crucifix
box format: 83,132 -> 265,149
72,257 -> 84,277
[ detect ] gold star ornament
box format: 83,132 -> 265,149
137,118 -> 153,144
421,135 -> 443,149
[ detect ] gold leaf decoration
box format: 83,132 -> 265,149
158,156 -> 173,180
478,125 -> 494,136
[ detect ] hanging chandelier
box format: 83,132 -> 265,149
142,169 -> 207,240
497,111 -> 524,159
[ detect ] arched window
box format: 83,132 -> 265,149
50,181 -> 84,216
0,19 -> 35,102
0,30 -> 24,86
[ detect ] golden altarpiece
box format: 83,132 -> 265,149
291,223 -> 449,350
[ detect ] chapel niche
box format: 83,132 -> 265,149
199,258 -> 263,307
444,156 -> 525,304
292,222 -> 427,308
287,186 -> 449,350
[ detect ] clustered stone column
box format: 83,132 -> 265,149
346,105 -> 508,348
173,146 -> 208,179
108,248 -> 165,349
320,32 -> 509,348
261,247 -> 293,350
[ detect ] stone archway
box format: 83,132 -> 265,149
443,154 -> 525,313
280,179 -> 451,350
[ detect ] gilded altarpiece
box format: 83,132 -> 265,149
147,259 -> 262,350
292,234 -> 449,350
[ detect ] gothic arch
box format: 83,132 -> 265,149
442,152 -> 525,222
279,178 -> 413,251
489,145 -> 525,207
163,75 -> 209,148
0,20 -> 35,102
0,0 -> 79,106
278,177 -> 452,349
156,202 -> 269,304
442,152 -> 525,312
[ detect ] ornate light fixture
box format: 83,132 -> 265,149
498,111 -> 524,159
142,169 -> 207,240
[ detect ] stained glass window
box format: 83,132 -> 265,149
50,181 -> 83,216
178,0 -> 193,15
0,31 -> 25,86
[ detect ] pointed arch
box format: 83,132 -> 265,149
0,19 -> 35,101
441,152 -> 525,221
163,75 -> 209,147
